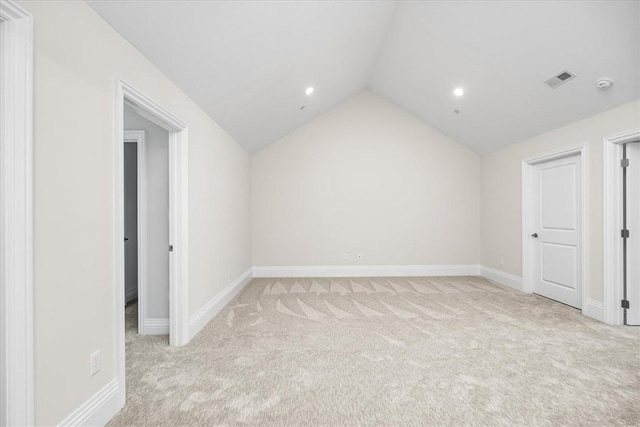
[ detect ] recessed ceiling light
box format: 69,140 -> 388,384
453,87 -> 464,97
305,86 -> 314,96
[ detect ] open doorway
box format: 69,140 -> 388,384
123,106 -> 171,337
114,80 -> 190,409
124,130 -> 146,335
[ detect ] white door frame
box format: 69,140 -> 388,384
522,145 -> 588,315
603,128 -> 640,325
114,80 -> 189,408
0,1 -> 34,425
124,130 -> 148,335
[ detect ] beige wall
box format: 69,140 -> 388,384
20,1 -> 251,424
252,91 -> 481,267
481,100 -> 640,302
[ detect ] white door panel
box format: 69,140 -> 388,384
541,243 -> 577,290
541,164 -> 577,230
531,154 -> 582,308
627,143 -> 640,325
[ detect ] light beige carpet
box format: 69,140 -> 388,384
110,277 -> 640,426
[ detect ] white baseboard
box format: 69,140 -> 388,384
480,266 -> 523,291
189,268 -> 253,339
252,264 -> 482,278
58,379 -> 121,427
144,318 -> 169,335
585,298 -> 604,322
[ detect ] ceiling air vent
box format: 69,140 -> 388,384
545,69 -> 577,88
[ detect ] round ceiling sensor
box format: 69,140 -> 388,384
596,78 -> 613,89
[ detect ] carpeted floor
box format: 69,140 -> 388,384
110,277 -> 640,426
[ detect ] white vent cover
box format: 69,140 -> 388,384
544,70 -> 577,88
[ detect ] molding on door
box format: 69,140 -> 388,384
189,268 -> 254,339
603,128 -> 640,325
521,145 -> 588,313
124,130 -> 148,334
252,264 -> 482,278
114,79 -> 190,410
57,379 -> 120,427
0,1 -> 34,425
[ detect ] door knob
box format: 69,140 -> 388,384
531,233 -> 538,238
124,237 -> 129,241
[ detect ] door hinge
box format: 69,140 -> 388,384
621,158 -> 630,168
621,229 -> 630,238
621,300 -> 630,309
169,245 -> 174,252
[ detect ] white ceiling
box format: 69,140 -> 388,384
370,1 -> 640,153
88,0 -> 399,153
89,1 -> 639,154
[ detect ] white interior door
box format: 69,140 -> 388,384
531,154 -> 582,308
626,143 -> 640,325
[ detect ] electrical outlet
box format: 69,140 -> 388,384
343,253 -> 348,261
499,257 -> 505,266
357,254 -> 363,261
89,350 -> 101,377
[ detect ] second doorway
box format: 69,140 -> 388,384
124,104 -> 170,337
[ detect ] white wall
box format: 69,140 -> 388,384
252,91 -> 481,267
124,106 -> 170,319
481,100 -> 640,303
20,1 -> 251,424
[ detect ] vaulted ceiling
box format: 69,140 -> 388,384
89,1 -> 639,154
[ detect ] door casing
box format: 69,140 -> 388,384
603,129 -> 640,325
522,146 -> 588,316
0,1 -> 34,425
114,80 -> 190,409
